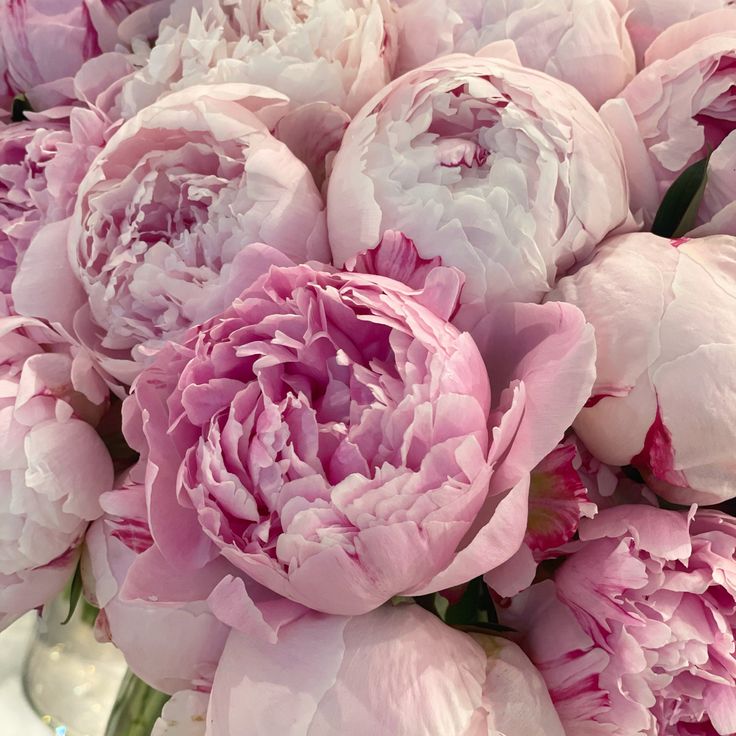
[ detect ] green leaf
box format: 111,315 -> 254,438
442,577 -> 501,627
11,94 -> 31,123
61,562 -> 84,625
452,622 -> 516,635
651,153 -> 711,239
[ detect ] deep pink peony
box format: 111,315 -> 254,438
0,302 -> 113,631
499,505 -> 736,736
19,83 -> 329,387
327,53 -> 631,326
117,244 -> 595,616
206,603 -> 566,736
547,232 -> 736,505
0,0 -> 158,113
394,0 -> 634,108
601,10 -> 736,229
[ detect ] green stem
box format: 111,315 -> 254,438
105,670 -> 170,736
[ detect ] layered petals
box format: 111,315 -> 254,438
206,603 -> 566,736
500,506 -> 736,736
0,0 -> 158,113
601,11 -> 736,228
0,306 -> 113,631
395,0 -> 635,108
119,246 -> 595,617
547,232 -> 736,504
49,83 -> 328,385
327,54 -> 631,325
121,0 -> 397,119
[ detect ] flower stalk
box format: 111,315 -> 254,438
105,670 -> 170,736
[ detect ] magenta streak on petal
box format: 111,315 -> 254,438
631,404 -> 689,488
670,237 -> 690,248
526,443 -> 588,556
584,393 -> 614,408
110,518 -> 154,554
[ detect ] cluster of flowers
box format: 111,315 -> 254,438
2,0 -> 736,734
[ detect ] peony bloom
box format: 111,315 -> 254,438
207,603 -> 566,736
625,0 -> 735,67
547,232 -> 736,505
499,505 -> 736,736
117,243 -> 595,616
25,83 -> 328,386
394,0 -> 634,108
326,53 -> 631,326
120,0 -> 397,119
82,472 -> 233,694
0,304 -> 113,631
0,0 -> 158,113
0,109 -> 108,293
601,10 -> 736,228
0,120 -> 69,292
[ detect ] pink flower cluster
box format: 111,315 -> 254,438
1,1 -> 736,734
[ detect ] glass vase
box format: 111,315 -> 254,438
22,595 -> 128,736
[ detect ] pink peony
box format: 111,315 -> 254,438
206,603 -> 566,736
82,471 -> 233,694
547,232 -> 736,505
0,109 -> 109,293
117,243 -> 595,616
394,0 -> 634,108
626,0 -> 735,67
326,53 -> 631,326
601,10 -> 736,228
0,303 -> 113,631
499,505 -> 736,736
120,0 -> 397,119
20,83 -> 329,387
0,0 -> 159,113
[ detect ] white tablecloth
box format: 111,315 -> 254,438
0,614 -> 53,736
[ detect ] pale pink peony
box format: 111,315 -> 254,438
601,10 -> 736,228
0,304 -> 113,631
499,505 -> 736,736
394,0 -> 635,108
547,232 -> 736,505
117,243 -> 595,616
121,0 -> 397,119
206,603 -> 566,736
626,0 -> 735,67
21,83 -> 328,387
0,0 -> 160,113
326,54 -> 631,326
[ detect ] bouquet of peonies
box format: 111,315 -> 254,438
2,0 -> 736,734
